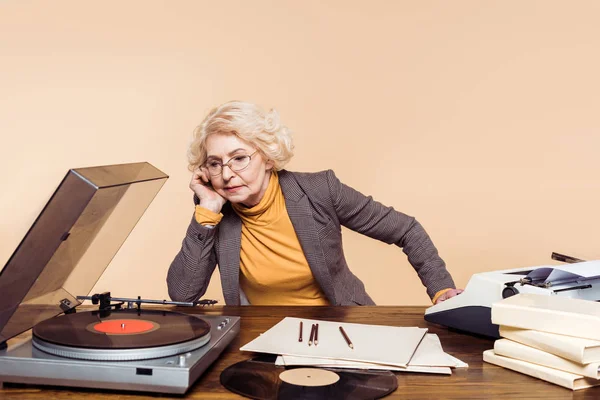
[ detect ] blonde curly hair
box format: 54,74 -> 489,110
188,101 -> 294,171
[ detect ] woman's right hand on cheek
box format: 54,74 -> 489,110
190,167 -> 228,213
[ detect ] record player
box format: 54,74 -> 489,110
0,162 -> 240,394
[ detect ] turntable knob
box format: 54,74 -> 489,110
218,319 -> 230,330
178,355 -> 187,367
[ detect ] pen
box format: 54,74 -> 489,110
299,321 -> 303,342
308,324 -> 316,346
314,323 -> 319,346
339,326 -> 354,349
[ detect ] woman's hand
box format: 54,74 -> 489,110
190,167 -> 228,213
434,288 -> 464,304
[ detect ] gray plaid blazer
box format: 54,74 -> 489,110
167,170 -> 455,305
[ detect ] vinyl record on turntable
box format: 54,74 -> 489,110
34,309 -> 210,348
220,357 -> 398,400
31,309 -> 212,361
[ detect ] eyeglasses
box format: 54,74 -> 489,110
204,151 -> 258,176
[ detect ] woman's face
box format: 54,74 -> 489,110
204,133 -> 274,207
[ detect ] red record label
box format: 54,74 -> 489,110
92,319 -> 157,335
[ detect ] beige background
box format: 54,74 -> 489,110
1,1 -> 599,305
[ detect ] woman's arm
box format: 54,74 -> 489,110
325,170 -> 457,300
168,166 -> 227,302
167,214 -> 218,302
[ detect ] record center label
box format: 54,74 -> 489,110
91,319 -> 158,335
279,368 -> 340,387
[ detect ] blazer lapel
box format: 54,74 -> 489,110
218,205 -> 242,305
279,171 -> 337,304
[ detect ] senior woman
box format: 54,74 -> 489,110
167,101 -> 462,306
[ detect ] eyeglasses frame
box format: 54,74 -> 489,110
204,150 -> 259,176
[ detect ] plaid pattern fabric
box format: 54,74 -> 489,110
167,170 -> 455,305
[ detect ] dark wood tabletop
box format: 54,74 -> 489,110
1,305 -> 596,399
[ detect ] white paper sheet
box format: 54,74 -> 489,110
275,355 -> 452,375
273,333 -> 467,375
445,353 -> 469,368
409,333 -> 461,367
240,317 -> 428,367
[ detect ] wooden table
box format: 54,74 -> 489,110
1,305 -> 597,399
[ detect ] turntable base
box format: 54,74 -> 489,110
0,314 -> 240,394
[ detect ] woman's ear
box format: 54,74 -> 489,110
265,159 -> 275,170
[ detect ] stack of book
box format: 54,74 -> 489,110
484,293 -> 600,390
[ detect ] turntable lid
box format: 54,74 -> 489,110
0,162 -> 168,343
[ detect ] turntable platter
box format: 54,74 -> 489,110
31,309 -> 212,361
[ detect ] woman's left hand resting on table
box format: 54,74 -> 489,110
433,288 -> 464,304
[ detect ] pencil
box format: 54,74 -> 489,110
314,323 -> 319,346
299,321 -> 303,342
339,326 -> 354,349
308,323 -> 316,346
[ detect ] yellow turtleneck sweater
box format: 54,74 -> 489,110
195,172 -> 329,305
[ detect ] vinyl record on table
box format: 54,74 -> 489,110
33,309 -> 210,349
220,357 -> 398,400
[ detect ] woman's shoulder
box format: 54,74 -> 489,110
279,169 -> 337,184
278,169 -> 340,202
